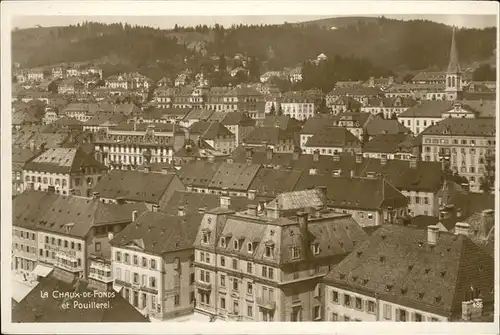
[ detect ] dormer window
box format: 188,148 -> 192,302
233,240 -> 239,250
265,245 -> 273,258
220,237 -> 226,247
291,246 -> 301,259
247,242 -> 253,253
311,243 -> 320,255
202,231 -> 210,244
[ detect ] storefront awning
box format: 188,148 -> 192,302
33,264 -> 53,278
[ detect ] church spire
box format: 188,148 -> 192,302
447,26 -> 461,74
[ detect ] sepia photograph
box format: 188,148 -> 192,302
1,1 -> 498,334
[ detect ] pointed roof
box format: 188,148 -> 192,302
447,27 -> 461,74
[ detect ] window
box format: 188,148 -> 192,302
58,239 -> 61,246
344,315 -> 350,321
116,267 -> 122,280
414,313 -> 423,322
232,278 -> 239,291
311,244 -> 320,255
220,256 -> 225,267
133,255 -> 138,265
133,273 -> 139,284
367,301 -> 375,313
39,249 -> 43,256
430,317 -> 439,322
247,262 -> 253,274
45,236 -> 49,244
94,242 -> 101,252
268,268 -> 274,280
150,277 -> 156,288
355,297 -> 362,310
291,246 -> 300,259
233,240 -> 239,250
331,290 -> 339,303
150,259 -> 156,270
344,294 -> 351,307
331,313 -> 338,321
313,306 -> 321,320
397,309 -> 407,322
220,297 -> 226,309
77,243 -> 81,251
174,294 -> 180,306
220,237 -> 226,247
367,213 -> 373,219
202,232 -> 209,244
142,275 -> 147,285
142,257 -> 147,267
220,274 -> 226,286
116,251 -> 121,262
247,305 -> 253,317
232,259 -> 238,270
424,197 -> 429,205
265,245 -> 272,258
247,282 -> 253,295
383,304 -> 392,319
247,242 -> 253,253
262,266 -> 268,278
200,252 -> 205,262
124,253 -> 130,264
206,253 -> 210,263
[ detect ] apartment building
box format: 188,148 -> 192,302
110,211 -> 203,320
302,127 -> 362,156
421,117 -> 496,192
281,90 -> 324,121
323,224 -> 494,322
192,191 -> 368,322
22,147 -> 107,197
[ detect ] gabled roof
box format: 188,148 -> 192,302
93,170 -> 180,204
248,168 -> 303,198
221,111 -> 256,127
261,115 -> 302,131
208,162 -> 261,191
294,175 -> 408,211
329,87 -> 384,96
422,118 -> 495,137
323,225 -> 494,318
266,189 -> 325,212
398,101 -> 452,118
300,115 -> 336,134
12,276 -> 149,322
189,121 -> 234,139
111,211 -> 203,254
411,71 -> 446,82
244,127 -> 295,145
23,147 -> 106,174
177,160 -> 223,188
305,126 -> 361,148
363,133 -> 416,154
365,119 -> 412,137
183,108 -> 214,121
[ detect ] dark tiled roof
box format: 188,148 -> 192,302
12,276 -> 149,322
221,111 -> 256,126
305,126 -> 361,148
266,189 -> 324,211
111,211 -> 203,254
300,115 -> 336,134
189,121 -> 234,139
323,225 -> 495,317
183,108 -> 214,121
335,111 -> 372,126
261,115 -> 302,131
295,175 -> 408,211
23,147 -> 107,174
208,162 -> 261,191
177,160 -> 223,188
94,170 -> 180,203
84,113 -> 127,126
398,101 -> 452,118
365,119 -> 411,137
363,133 -> 415,154
411,71 -> 445,82
329,87 -> 384,96
147,107 -> 192,117
248,168 -> 303,198
331,96 -> 362,107
113,122 -> 175,132
12,147 -> 39,171
244,127 -> 295,145
457,100 -> 496,118
464,211 -> 495,257
422,118 -> 495,137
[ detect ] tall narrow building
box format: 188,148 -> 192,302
445,27 -> 463,101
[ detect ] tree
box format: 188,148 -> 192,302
218,53 -> 227,73
247,56 -> 260,82
472,64 -> 496,81
361,128 -> 370,146
276,104 -> 283,116
270,103 -> 276,115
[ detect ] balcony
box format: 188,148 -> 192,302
194,280 -> 212,291
256,297 -> 277,310
89,272 -> 113,283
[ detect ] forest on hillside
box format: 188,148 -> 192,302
12,18 -> 497,83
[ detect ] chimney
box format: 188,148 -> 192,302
333,151 -> 340,162
144,165 -> 151,173
266,146 -> 273,161
247,204 -> 258,217
178,206 -> 185,217
248,189 -> 256,200
316,186 -> 327,203
462,300 -> 474,321
108,232 -> 114,240
427,225 -> 439,245
198,207 -> 206,214
132,210 -> 138,222
220,196 -> 231,209
380,154 -> 387,165
454,222 -> 470,236
297,211 -> 309,235
313,149 -> 320,162
293,147 -> 301,161
186,184 -> 193,192
92,192 -> 100,199
409,155 -> 418,169
355,153 -> 363,164
152,204 -> 160,212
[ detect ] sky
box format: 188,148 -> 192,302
12,14 -> 498,30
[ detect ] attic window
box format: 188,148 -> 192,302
424,268 -> 431,275
379,256 -> 385,262
233,240 -> 239,250
247,242 -> 253,253
400,288 -> 408,295
418,241 -> 424,247
202,231 -> 210,244
219,237 -> 226,247
385,284 -> 393,292
381,235 -> 387,240
352,275 -> 358,283
291,246 -> 301,260
311,243 -> 320,255
418,292 -> 424,299
408,265 -> 414,271
339,273 -> 346,280
356,251 -> 363,258
435,296 -> 442,303
362,279 -> 369,285
265,245 -> 273,258
440,271 -> 446,277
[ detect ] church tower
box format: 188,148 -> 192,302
445,26 -> 462,101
